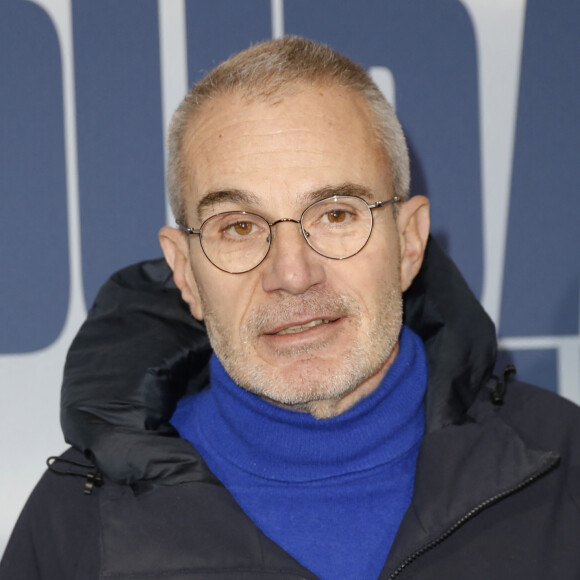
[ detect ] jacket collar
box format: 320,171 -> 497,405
404,238 -> 496,432
382,385 -> 560,577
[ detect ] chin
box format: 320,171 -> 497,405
233,355 -> 378,407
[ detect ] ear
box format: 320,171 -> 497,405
159,226 -> 204,320
396,195 -> 430,292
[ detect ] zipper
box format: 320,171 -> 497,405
386,455 -> 559,579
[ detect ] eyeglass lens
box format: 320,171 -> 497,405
199,196 -> 373,273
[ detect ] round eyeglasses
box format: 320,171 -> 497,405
177,194 -> 400,274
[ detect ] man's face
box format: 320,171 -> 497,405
173,86 -> 412,417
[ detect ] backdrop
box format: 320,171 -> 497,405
1,0 -> 579,554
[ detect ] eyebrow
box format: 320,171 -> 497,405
196,189 -> 260,220
302,183 -> 375,204
196,182 -> 375,221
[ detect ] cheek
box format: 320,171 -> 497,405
194,266 -> 260,331
373,224 -> 402,286
352,232 -> 400,280
339,239 -> 399,302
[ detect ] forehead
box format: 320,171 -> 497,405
181,85 -> 391,219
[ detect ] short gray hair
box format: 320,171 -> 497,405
167,36 -> 410,224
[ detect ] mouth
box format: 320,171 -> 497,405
273,319 -> 333,335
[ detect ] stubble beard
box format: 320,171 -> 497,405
200,281 -> 403,410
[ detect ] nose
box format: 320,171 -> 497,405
261,220 -> 325,295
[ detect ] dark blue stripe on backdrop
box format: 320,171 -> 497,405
0,0 -> 69,353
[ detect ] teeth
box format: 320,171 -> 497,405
276,319 -> 330,335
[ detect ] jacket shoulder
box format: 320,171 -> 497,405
499,380 -> 580,510
501,380 -> 580,447
0,448 -> 102,580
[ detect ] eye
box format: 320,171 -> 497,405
231,221 -> 254,235
318,207 -> 355,226
224,220 -> 257,237
326,209 -> 347,223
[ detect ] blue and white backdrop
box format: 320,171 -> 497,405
1,0 -> 579,553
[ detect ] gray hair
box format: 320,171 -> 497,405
167,36 -> 410,224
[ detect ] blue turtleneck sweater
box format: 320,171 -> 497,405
171,325 -> 427,580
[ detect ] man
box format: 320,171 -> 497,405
2,36 -> 580,579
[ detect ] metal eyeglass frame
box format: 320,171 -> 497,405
177,194 -> 400,274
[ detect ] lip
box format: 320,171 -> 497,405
263,316 -> 341,336
258,317 -> 345,353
